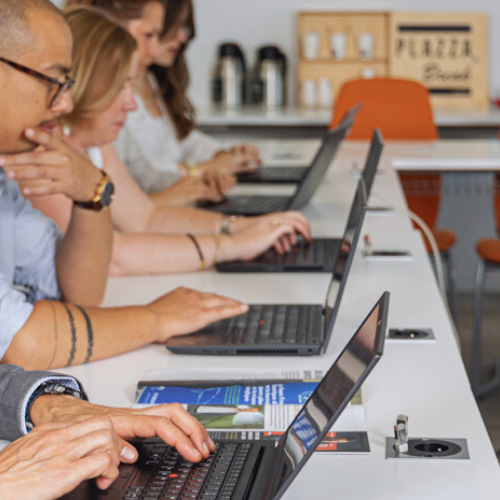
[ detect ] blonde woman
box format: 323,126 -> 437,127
0,0 -> 249,371
25,5 -> 311,276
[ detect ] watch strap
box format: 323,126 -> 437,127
74,170 -> 114,211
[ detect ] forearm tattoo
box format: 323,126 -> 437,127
47,301 -> 58,370
61,303 -> 77,367
76,305 -> 94,364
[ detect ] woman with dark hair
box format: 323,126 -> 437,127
65,0 -> 232,206
113,0 -> 261,205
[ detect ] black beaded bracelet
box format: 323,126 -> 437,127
25,382 -> 82,432
187,233 -> 205,271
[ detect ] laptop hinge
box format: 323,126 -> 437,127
243,444 -> 277,500
229,444 -> 263,500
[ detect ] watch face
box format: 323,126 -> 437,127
101,182 -> 115,207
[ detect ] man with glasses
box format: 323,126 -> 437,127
0,0 -> 114,311
0,57 -> 75,110
0,1 -> 217,498
0,0 -> 247,371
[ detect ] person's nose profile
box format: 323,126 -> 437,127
53,90 -> 74,116
125,92 -> 138,112
150,38 -> 162,60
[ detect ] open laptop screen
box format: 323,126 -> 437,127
322,182 -> 367,350
361,128 -> 384,200
340,102 -> 363,133
287,124 -> 349,210
266,292 -> 388,500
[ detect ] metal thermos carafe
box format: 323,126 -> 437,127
252,46 -> 287,110
212,43 -> 246,109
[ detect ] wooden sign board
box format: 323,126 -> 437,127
389,13 -> 489,109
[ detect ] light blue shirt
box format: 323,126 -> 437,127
0,168 -> 61,360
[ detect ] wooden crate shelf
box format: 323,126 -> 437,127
298,12 -> 389,61
297,10 -> 489,110
300,58 -> 388,64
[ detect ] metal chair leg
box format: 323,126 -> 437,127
443,251 -> 459,326
431,251 -> 458,326
472,260 -> 500,398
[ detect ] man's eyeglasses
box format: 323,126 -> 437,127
0,56 -> 75,108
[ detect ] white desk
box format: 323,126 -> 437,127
197,106 -> 500,130
197,106 -> 500,140
59,143 -> 500,499
239,138 -> 500,172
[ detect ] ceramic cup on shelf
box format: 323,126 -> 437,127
361,67 -> 376,79
357,33 -> 374,60
317,78 -> 332,108
301,79 -> 316,108
302,31 -> 320,60
329,33 -> 347,60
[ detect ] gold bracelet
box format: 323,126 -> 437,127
211,234 -> 221,266
187,166 -> 201,179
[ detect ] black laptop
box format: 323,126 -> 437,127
359,128 -> 383,202
199,123 -> 350,216
61,293 -> 388,500
216,181 -> 366,273
166,183 -> 366,357
236,104 -> 363,184
215,130 -> 383,273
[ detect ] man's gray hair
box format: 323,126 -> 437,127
0,0 -> 64,57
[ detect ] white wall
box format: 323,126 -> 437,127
187,0 -> 500,108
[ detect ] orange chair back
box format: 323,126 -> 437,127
331,78 -> 440,229
330,78 -> 438,140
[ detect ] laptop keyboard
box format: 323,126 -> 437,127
213,196 -> 288,214
123,442 -> 252,500
238,167 -> 307,182
257,238 -> 338,266
202,304 -> 323,345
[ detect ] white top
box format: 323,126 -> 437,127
114,74 -> 220,193
87,147 -> 104,170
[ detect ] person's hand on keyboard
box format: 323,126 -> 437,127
218,219 -> 299,260
147,287 -> 249,341
229,211 -> 312,244
150,176 -> 232,207
202,170 -> 235,202
0,416 -> 121,499
228,142 -> 261,164
29,395 -> 216,467
194,150 -> 259,177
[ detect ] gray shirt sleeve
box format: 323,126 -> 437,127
0,364 -> 86,441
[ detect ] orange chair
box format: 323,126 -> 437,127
473,163 -> 500,397
331,78 -> 458,323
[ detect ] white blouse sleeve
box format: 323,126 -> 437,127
179,129 -> 222,164
114,127 -> 181,193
